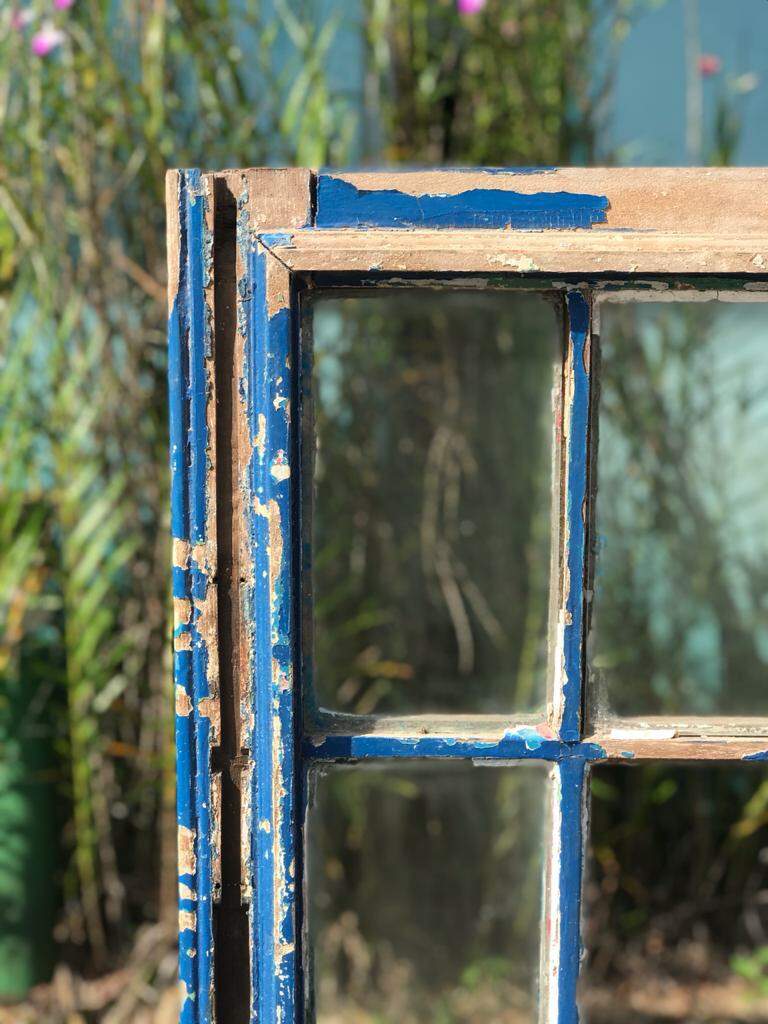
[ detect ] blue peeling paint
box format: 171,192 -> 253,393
561,292 -> 591,742
315,176 -> 609,230
620,750 -> 636,759
304,733 -> 605,763
168,168 -> 214,1024
168,298 -> 186,542
743,750 -> 768,761
505,725 -> 547,750
557,759 -> 587,1024
260,231 -> 295,248
240,237 -> 298,1024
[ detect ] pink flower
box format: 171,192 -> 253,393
457,0 -> 486,13
54,0 -> 75,8
500,18 -> 520,40
10,7 -> 35,30
31,22 -> 65,55
698,54 -> 722,77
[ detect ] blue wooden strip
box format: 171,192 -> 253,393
168,168 -> 215,1024
297,316 -> 319,725
556,759 -> 588,1024
241,241 -> 298,1024
561,292 -> 591,741
168,294 -> 186,543
304,732 -> 604,763
316,176 -> 608,230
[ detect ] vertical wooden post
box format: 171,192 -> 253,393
167,168 -> 220,1024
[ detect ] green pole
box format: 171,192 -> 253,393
0,671 -> 59,1000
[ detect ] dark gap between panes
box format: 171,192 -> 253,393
588,299 -> 768,726
307,762 -> 547,1024
308,290 -> 562,717
581,763 -> 768,1024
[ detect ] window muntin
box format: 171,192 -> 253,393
310,291 -> 561,717
588,296 -> 768,728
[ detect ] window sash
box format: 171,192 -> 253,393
167,166 -> 768,1024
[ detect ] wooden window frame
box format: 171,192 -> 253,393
166,166 -> 768,1024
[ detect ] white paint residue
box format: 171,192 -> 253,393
487,253 -> 540,272
270,453 -> 290,482
610,727 -> 677,740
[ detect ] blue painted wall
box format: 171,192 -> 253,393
608,0 -> 768,164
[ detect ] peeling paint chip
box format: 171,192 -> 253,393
178,825 -> 197,875
172,537 -> 191,568
610,727 -> 677,741
270,451 -> 291,482
179,909 -> 197,932
488,253 -> 540,272
176,685 -> 193,717
179,881 -> 197,901
254,413 -> 266,456
174,630 -> 193,652
173,597 -> 193,624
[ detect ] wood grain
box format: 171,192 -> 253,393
262,228 -> 768,276
212,167 -> 312,232
324,167 -> 768,235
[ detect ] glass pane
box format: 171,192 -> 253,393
581,764 -> 768,1024
309,762 -> 547,1023
589,300 -> 768,721
310,291 -> 561,715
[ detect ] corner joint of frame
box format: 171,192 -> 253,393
256,234 -> 298,319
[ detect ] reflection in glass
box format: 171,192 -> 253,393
581,764 -> 768,1024
309,763 -> 546,1024
589,300 -> 768,720
311,291 -> 561,715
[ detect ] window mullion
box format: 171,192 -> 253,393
542,757 -> 589,1024
241,233 -> 300,1024
553,291 -> 592,741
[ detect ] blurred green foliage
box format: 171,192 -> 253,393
587,764 -> 768,1003
4,0 -> 764,1016
0,0 -> 355,974
732,946 -> 768,997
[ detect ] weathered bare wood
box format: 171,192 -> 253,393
165,170 -> 181,305
324,167 -> 768,235
204,172 -> 251,1020
260,228 -> 768,276
214,167 -> 313,231
592,736 -> 768,761
201,178 -> 221,750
